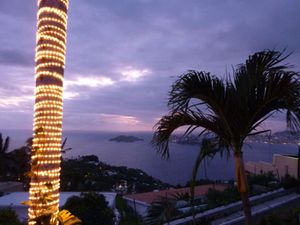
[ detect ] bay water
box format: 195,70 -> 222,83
3,129 -> 298,185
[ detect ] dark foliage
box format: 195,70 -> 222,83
0,208 -> 23,225
247,172 -> 277,187
60,155 -> 170,192
6,147 -> 30,182
206,187 -> 240,207
185,179 -> 214,187
62,192 -> 115,225
280,174 -> 298,189
143,195 -> 182,225
116,195 -> 142,225
0,134 -> 30,183
80,155 -> 99,163
259,202 -> 300,225
0,133 -> 12,180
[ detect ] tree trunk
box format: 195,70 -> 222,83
190,150 -> 205,225
297,144 -> 300,193
234,151 -> 252,225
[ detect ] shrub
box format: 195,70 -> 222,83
0,208 -> 23,225
280,174 -> 298,189
248,172 -> 277,187
206,187 -> 240,207
259,214 -> 283,225
62,192 -> 115,225
116,195 -> 142,225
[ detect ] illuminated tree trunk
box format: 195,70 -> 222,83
28,0 -> 69,224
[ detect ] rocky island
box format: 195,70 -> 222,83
109,135 -> 144,142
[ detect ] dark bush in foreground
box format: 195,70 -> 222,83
259,210 -> 300,225
206,187 -> 240,207
248,172 -> 277,187
115,195 -> 142,225
0,208 -> 23,225
280,174 -> 298,189
62,192 -> 115,225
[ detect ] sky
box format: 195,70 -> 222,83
0,0 -> 299,132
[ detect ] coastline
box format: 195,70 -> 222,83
2,129 -> 298,185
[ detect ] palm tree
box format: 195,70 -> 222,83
144,193 -> 188,225
7,146 -> 31,182
0,133 -> 11,180
0,135 -> 31,182
152,50 -> 300,225
28,0 -> 70,224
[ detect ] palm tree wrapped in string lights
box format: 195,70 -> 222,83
27,0 -> 72,224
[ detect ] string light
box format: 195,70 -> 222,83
28,0 -> 69,224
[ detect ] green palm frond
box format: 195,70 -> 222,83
58,209 -> 82,225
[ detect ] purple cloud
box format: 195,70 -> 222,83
0,0 -> 299,131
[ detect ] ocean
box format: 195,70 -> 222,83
3,129 -> 298,185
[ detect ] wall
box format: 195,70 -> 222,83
245,154 -> 298,179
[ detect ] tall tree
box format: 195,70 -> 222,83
7,146 -> 31,182
28,0 -> 70,224
144,193 -> 188,225
152,50 -> 300,225
0,133 -> 11,180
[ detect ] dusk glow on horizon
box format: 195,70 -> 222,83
0,0 -> 300,132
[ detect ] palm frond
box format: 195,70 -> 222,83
152,110 -> 222,159
190,137 -> 225,195
3,136 -> 10,153
61,137 -> 72,153
0,133 -> 2,152
235,51 -> 300,136
144,195 -> 179,225
0,134 -> 10,154
168,71 -> 227,114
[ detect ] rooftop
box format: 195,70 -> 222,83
124,184 -> 228,204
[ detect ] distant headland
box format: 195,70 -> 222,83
109,135 -> 144,142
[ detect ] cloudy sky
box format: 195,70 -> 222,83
0,0 -> 299,132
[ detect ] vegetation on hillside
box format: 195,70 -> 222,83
60,155 -> 171,193
0,133 -> 170,193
